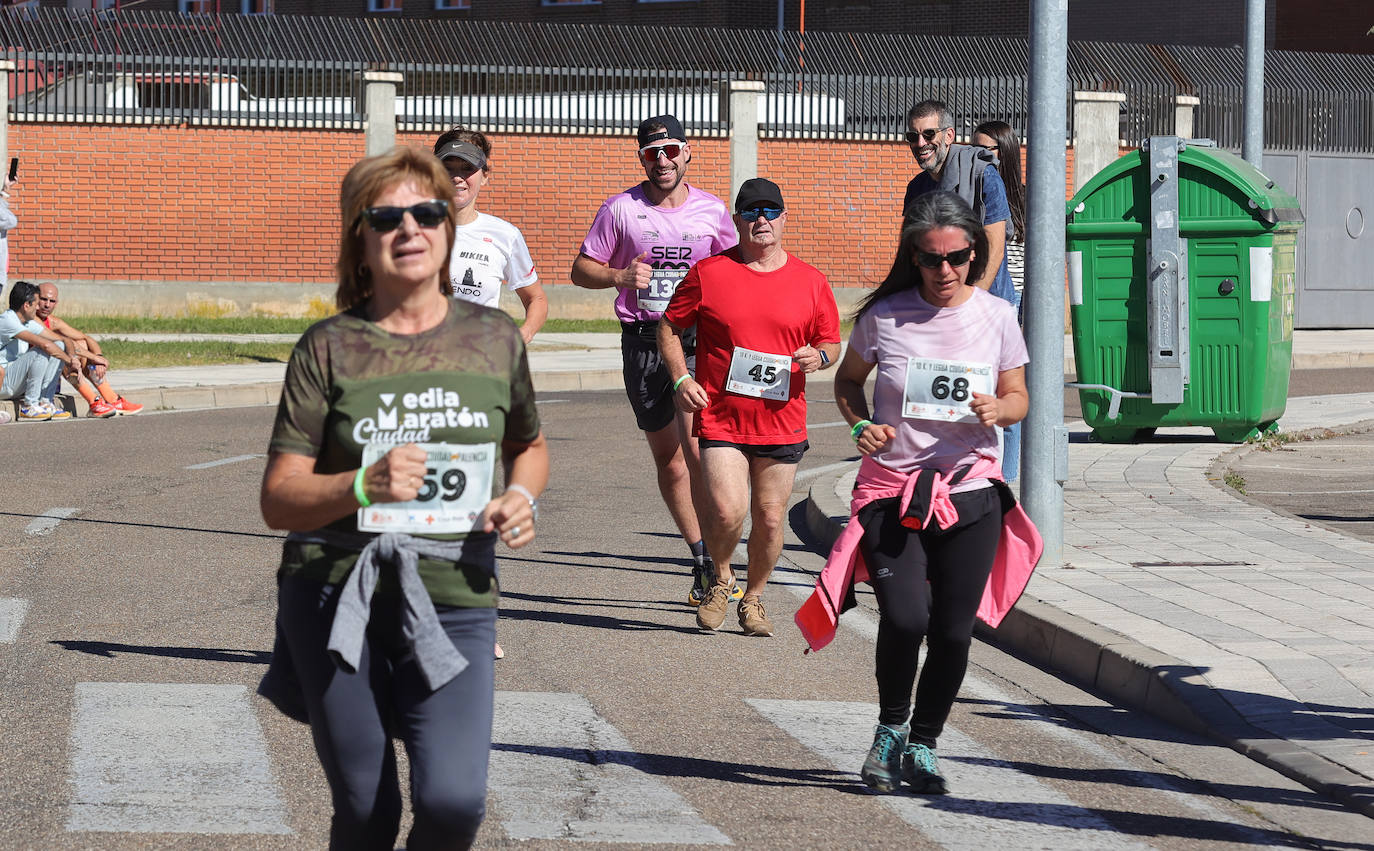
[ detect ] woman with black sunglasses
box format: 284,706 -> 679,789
804,190 -> 1036,797
259,145 -> 548,850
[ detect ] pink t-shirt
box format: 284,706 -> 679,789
578,183 -> 737,323
848,287 -> 1028,476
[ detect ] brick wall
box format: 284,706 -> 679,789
8,123 -> 347,283
4,122 -> 1078,314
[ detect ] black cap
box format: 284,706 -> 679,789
435,140 -> 487,170
734,178 -> 785,213
637,115 -> 686,148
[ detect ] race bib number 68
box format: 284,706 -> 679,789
902,357 -> 996,423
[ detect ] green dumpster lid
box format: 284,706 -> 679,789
1067,142 -> 1304,226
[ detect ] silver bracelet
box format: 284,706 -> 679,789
507,483 -> 539,521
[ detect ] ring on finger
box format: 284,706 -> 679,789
509,526 -> 521,538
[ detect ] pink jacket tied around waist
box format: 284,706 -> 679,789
794,453 -> 1043,653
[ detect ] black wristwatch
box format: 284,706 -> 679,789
818,348 -> 831,367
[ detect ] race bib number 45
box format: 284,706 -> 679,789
357,442 -> 496,534
726,347 -> 792,401
902,357 -> 996,423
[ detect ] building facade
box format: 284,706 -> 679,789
12,0 -> 1371,54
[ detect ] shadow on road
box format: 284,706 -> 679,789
51,639 -> 270,664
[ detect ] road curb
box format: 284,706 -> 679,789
529,369 -> 624,393
54,370 -> 627,416
803,471 -> 1374,819
144,383 -> 283,413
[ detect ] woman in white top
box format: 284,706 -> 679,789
433,127 -> 548,343
972,121 -> 1025,311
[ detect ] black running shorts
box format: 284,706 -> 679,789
620,322 -> 695,433
698,438 -> 810,465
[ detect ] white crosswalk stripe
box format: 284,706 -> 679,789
0,597 -> 28,643
184,454 -> 265,470
489,691 -> 731,845
67,683 -> 290,835
25,507 -> 77,536
748,698 -> 1151,850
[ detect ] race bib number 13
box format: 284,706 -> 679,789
357,442 -> 496,534
902,357 -> 996,423
726,347 -> 792,401
636,264 -> 687,313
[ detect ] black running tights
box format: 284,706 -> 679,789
858,487 -> 1001,747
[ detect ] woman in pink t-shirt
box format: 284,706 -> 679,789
833,191 -> 1029,796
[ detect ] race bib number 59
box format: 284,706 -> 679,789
902,357 -> 996,423
357,442 -> 496,534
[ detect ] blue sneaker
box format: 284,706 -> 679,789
860,723 -> 908,793
902,742 -> 949,795
17,402 -> 51,422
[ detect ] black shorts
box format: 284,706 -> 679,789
698,438 -> 810,465
620,322 -> 694,433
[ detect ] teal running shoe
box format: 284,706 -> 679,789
902,742 -> 949,795
860,723 -> 909,793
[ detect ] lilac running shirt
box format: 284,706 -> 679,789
848,286 -> 1028,478
578,183 -> 736,323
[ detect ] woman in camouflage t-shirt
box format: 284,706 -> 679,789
260,146 -> 548,850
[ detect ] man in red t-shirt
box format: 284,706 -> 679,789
658,178 -> 840,636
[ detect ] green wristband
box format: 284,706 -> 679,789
850,419 -> 873,442
673,374 -> 690,392
353,466 -> 371,508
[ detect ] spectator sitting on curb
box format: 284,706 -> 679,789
35,283 -> 142,417
0,280 -> 76,422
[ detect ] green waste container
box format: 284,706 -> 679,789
1066,137 -> 1304,443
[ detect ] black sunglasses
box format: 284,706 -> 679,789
916,247 -> 974,269
738,207 -> 784,222
358,200 -> 450,233
904,127 -> 949,145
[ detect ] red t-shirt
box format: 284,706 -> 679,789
665,248 -> 841,444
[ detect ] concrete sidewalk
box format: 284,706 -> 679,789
804,393 -> 1374,820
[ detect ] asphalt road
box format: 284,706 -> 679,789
3,380 -> 1374,848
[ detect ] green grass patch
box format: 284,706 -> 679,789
1222,471 -> 1247,495
67,315 -> 318,335
100,340 -> 296,368
539,318 -> 622,334
69,314 -> 853,338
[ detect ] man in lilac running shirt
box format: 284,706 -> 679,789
571,114 -> 738,606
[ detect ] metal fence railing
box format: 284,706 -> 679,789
4,8 -> 1373,152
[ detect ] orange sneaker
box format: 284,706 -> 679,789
88,398 -> 117,418
111,396 -> 144,415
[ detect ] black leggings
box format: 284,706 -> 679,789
278,575 -> 497,851
858,487 -> 1002,747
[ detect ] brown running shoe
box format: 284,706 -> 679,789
696,583 -> 732,630
737,595 -> 774,637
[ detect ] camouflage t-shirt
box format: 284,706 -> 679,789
269,300 -> 541,607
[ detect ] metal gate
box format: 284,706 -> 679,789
1264,151 -> 1374,329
